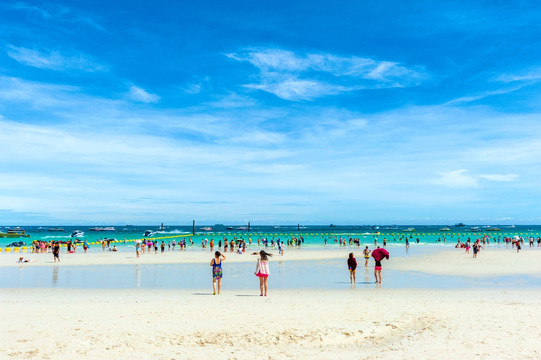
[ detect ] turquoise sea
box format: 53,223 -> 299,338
1,224 -> 540,251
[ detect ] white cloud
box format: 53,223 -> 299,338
127,85 -> 160,103
227,48 -> 428,100
1,74 -> 540,223
495,68 -> 541,83
7,46 -> 107,72
477,174 -> 519,182
445,84 -> 528,105
434,170 -> 520,188
244,77 -> 351,101
434,169 -> 479,188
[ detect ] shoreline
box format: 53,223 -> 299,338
2,245 -> 540,276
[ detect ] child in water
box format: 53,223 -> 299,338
347,253 -> 357,284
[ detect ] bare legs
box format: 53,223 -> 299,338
374,269 -> 382,283
259,277 -> 268,296
350,270 -> 356,284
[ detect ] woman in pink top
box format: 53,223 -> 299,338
253,250 -> 273,296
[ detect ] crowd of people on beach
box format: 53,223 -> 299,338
454,235 -> 540,255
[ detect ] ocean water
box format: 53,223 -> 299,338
1,224 -> 540,251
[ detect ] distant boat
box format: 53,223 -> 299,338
143,230 -> 155,237
454,223 -> 466,227
71,230 -> 84,238
486,227 -> 501,231
236,226 -> 248,230
402,228 -> 415,232
225,227 -> 234,230
0,229 -> 30,238
439,227 -> 451,231
89,227 -> 116,231
200,227 -> 212,231
48,228 -> 65,232
330,224 -> 336,228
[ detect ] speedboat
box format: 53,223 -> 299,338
7,241 -> 27,247
402,228 -> 415,232
71,230 -> 84,238
439,227 -> 451,231
236,226 -> 248,230
0,229 -> 30,238
89,227 -> 116,231
226,227 -> 234,230
143,230 -> 155,237
486,227 -> 501,231
200,227 -> 212,231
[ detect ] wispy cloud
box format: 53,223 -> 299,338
0,73 -> 538,224
477,174 -> 519,182
226,48 -> 428,100
444,84 -> 527,105
11,2 -> 104,31
495,68 -> 541,83
434,170 -> 519,188
434,169 -> 479,188
7,46 -> 107,72
244,77 -> 351,101
126,85 -> 160,103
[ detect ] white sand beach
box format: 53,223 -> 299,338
2,246 -> 541,359
1,288 -> 540,360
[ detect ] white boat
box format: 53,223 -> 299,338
89,227 -> 116,232
439,227 -> 451,231
402,228 -> 415,232
200,227 -> 212,231
143,230 -> 155,237
236,226 -> 248,230
71,230 -> 84,237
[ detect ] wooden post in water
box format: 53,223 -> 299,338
192,220 -> 195,235
248,222 -> 250,232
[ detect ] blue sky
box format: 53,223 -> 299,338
1,1 -> 541,225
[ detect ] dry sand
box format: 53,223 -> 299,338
1,288 -> 540,360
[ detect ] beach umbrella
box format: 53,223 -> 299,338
371,248 -> 389,262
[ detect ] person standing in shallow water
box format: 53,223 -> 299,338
347,253 -> 357,284
253,250 -> 272,296
363,246 -> 371,267
52,241 -> 60,263
210,251 -> 226,295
